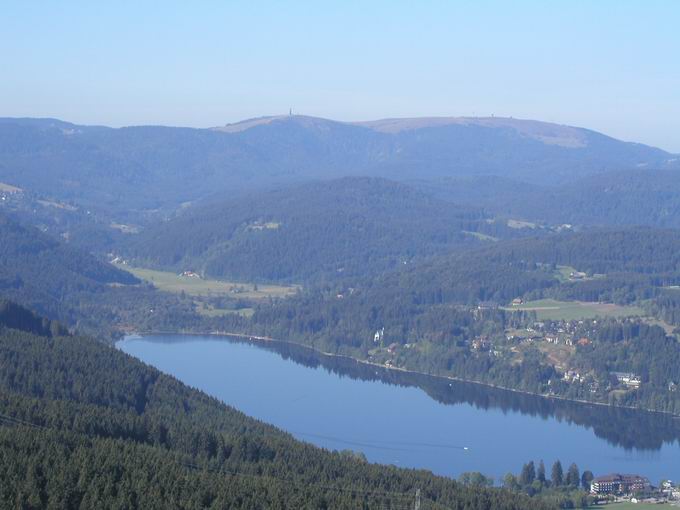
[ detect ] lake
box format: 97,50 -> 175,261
119,334 -> 680,483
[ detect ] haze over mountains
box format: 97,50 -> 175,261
3,115 -> 680,509
0,115 -> 676,220
3,113 -> 680,287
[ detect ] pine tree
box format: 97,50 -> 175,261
551,460 -> 563,486
519,461 -> 536,486
537,460 -> 546,484
566,463 -> 580,488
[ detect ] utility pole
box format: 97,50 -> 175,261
414,488 -> 421,510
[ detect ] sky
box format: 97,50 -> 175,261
2,1 -> 679,152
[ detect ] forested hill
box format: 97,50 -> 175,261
0,115 -> 675,216
0,212 -> 139,321
124,177 -> 516,283
476,228 -> 680,273
419,169 -> 680,229
0,304 -> 551,509
354,227 -> 680,305
245,226 -> 680,354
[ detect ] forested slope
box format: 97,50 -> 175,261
418,169 -> 680,229
0,212 -> 138,317
125,177 -> 514,282
243,228 -> 680,340
0,212 -> 207,336
0,302 -> 551,509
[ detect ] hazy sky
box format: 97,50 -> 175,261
2,1 -> 679,151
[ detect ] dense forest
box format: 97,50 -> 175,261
0,301 -> 552,509
0,211 -> 136,321
0,211 -> 211,337
124,177 -> 519,283
420,170 -> 680,229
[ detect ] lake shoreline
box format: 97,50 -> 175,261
122,329 -> 680,420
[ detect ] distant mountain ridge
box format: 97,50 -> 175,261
0,114 -> 676,219
219,115 -> 592,148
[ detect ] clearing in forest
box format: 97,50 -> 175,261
117,265 -> 300,299
504,298 -> 644,321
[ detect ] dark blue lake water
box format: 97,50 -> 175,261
119,334 -> 680,483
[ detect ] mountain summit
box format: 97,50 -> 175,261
0,115 -> 677,216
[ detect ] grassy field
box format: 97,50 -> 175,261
504,298 -> 645,321
36,198 -> 77,211
536,342 -> 573,370
0,182 -> 22,193
507,219 -> 537,229
555,265 -> 579,282
588,503 -> 670,510
194,302 -> 255,318
462,230 -> 498,242
118,265 -> 300,299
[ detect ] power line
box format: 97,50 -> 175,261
0,415 -> 415,502
0,410 -> 453,509
0,412 -> 48,430
182,460 -> 415,501
292,430 -> 470,452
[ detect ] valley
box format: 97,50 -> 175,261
4,5 -> 680,508
2,114 -> 680,509
117,265 -> 300,318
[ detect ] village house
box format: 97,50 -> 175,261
563,370 -> 583,383
613,372 -> 642,388
511,297 -> 524,306
471,336 -> 491,351
373,327 -> 385,344
660,480 -> 679,500
545,334 -> 560,344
